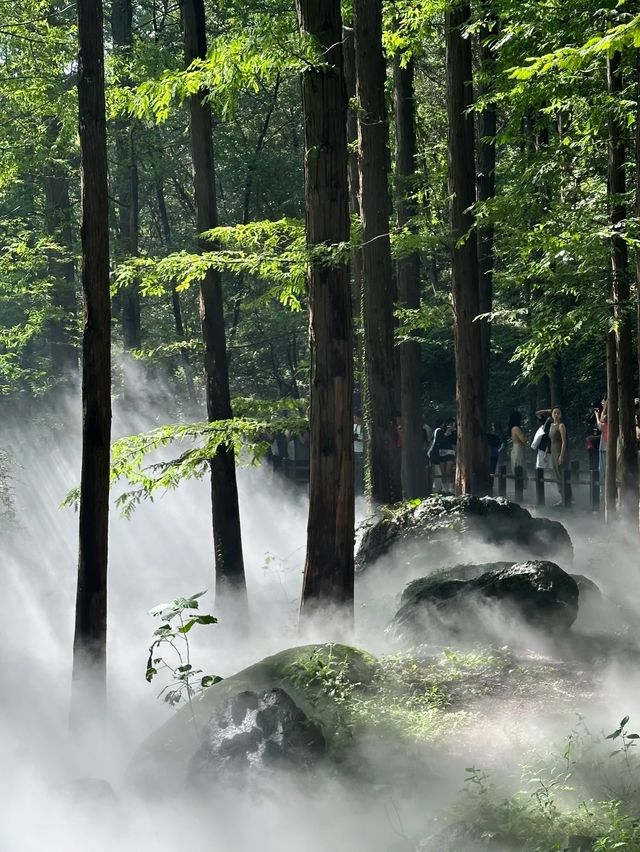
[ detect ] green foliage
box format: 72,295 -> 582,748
448,715 -> 640,850
60,397 -> 308,516
145,590 -> 221,719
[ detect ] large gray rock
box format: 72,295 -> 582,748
188,687 -> 326,788
390,560 -> 579,644
128,644 -> 377,793
356,496 -> 572,573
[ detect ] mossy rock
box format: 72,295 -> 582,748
128,644 -> 378,793
390,560 -> 579,645
356,495 -> 572,574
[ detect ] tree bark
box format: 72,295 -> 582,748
606,328 -> 619,519
296,0 -> 354,625
354,0 -> 402,505
476,8 -> 497,383
394,55 -> 426,498
44,118 -> 78,378
155,178 -> 197,405
446,3 -> 489,495
112,0 -> 141,350
608,51 -> 638,524
343,23 -> 364,411
181,0 -> 248,613
71,0 -> 112,723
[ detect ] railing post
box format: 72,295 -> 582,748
590,468 -> 600,513
536,467 -> 545,507
562,466 -> 572,506
571,459 -> 580,483
498,464 -> 507,498
514,465 -> 524,502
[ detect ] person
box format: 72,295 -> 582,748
438,418 -> 456,492
487,423 -> 503,476
584,402 -> 601,472
429,417 -> 456,493
353,413 -> 364,495
537,406 -> 570,505
507,411 -> 528,479
595,396 -> 607,486
531,415 -> 551,471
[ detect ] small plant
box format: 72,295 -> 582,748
145,591 -> 222,723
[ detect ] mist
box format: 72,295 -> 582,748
3,391 -> 640,852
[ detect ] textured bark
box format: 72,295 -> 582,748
343,23 -> 364,391
606,329 -> 619,519
608,52 -> 638,523
44,118 -> 78,377
394,55 -> 426,499
112,0 -> 141,350
476,9 -> 497,383
637,51 -> 640,402
72,0 -> 112,721
156,178 -> 197,405
296,0 -> 354,623
446,4 -> 489,495
354,0 -> 402,505
182,0 -> 247,612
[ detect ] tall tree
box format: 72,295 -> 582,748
112,0 -> 141,351
296,0 -> 354,624
607,51 -> 638,524
354,0 -> 402,505
475,7 -> 497,383
44,118 -> 78,378
446,2 -> 489,495
394,54 -> 427,498
181,0 -> 248,614
71,0 -> 112,722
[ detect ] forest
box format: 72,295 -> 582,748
3,0 -> 640,850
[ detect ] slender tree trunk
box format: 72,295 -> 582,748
156,179 -> 197,405
111,0 -> 141,350
181,0 -> 247,614
608,52 -> 638,524
636,50 -> 640,402
446,3 -> 489,495
394,55 -> 426,498
354,0 -> 402,505
548,356 -> 564,408
606,328 -> 619,519
476,8 -> 497,383
343,23 -> 364,400
296,0 -> 354,625
44,119 -> 78,378
71,0 -> 111,723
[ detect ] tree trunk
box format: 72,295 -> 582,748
394,55 -> 426,499
296,0 -> 354,625
636,50 -> 640,402
156,178 -> 197,405
71,0 -> 111,723
608,51 -> 638,524
606,328 -> 619,519
446,3 -> 488,495
548,355 -> 564,408
354,0 -> 402,505
112,0 -> 141,350
181,0 -> 248,614
476,8 -> 497,383
343,23 -> 364,407
44,119 -> 78,378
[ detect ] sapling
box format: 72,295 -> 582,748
145,591 -> 222,726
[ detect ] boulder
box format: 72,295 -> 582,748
356,495 -> 572,574
188,687 -> 326,788
128,644 -> 377,793
390,560 -> 579,644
